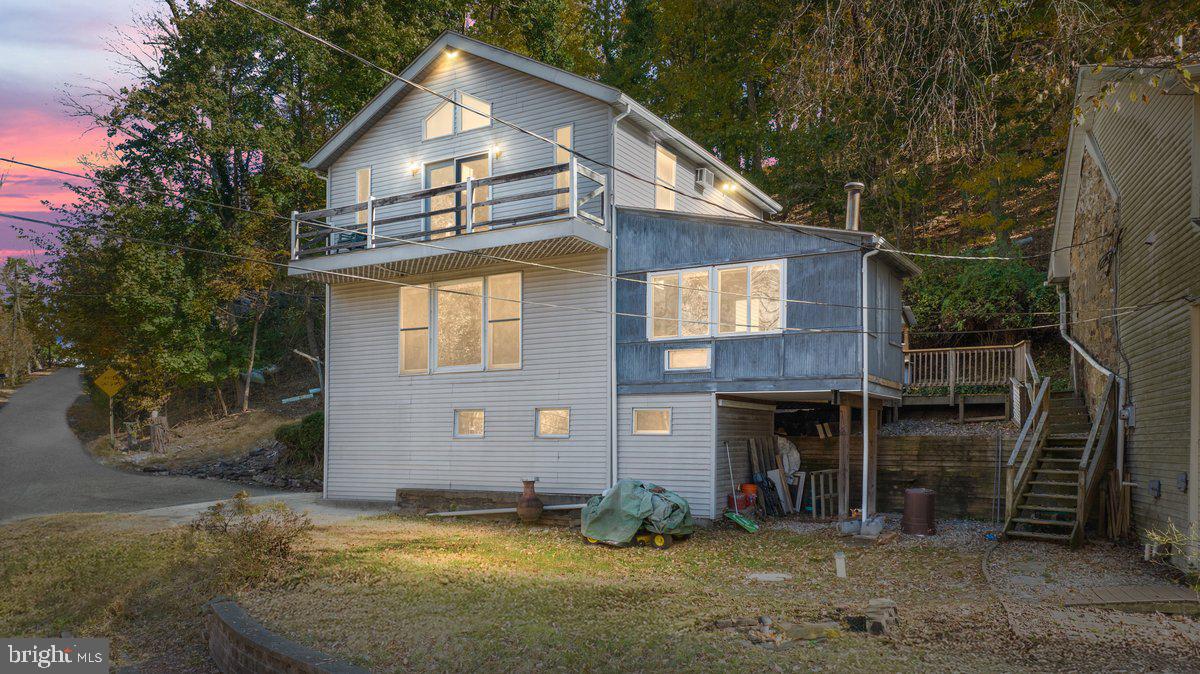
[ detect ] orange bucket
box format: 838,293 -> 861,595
740,483 -> 758,496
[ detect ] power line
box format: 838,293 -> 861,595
3,156 -> 1117,318
223,0 -> 1084,264
2,211 -> 1183,338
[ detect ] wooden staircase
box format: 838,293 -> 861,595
1004,374 -> 1118,546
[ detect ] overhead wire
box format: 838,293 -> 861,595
2,211 -> 1187,339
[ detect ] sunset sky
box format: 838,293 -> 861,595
0,0 -> 152,261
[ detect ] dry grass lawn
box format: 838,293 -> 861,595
2,512 -> 1196,673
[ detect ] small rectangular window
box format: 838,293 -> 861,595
665,347 -> 710,371
655,145 -> 676,210
536,408 -> 570,438
424,100 -> 454,139
454,409 -> 485,438
633,408 -> 671,435
399,285 -> 430,373
554,125 -> 573,210
459,92 -> 491,132
355,168 -> 371,225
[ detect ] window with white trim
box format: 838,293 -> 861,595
655,145 -> 676,210
399,285 -> 430,373
454,409 -> 485,438
400,273 -> 521,373
423,91 -> 491,139
633,408 -> 671,435
665,347 -> 711,371
648,260 -> 784,339
536,408 -> 570,438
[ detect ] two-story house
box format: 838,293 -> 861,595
289,32 -> 918,521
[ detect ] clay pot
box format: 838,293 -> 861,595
516,479 -> 544,524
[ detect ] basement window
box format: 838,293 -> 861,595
632,408 -> 671,435
665,347 -> 711,371
536,408 -> 570,438
454,409 -> 485,438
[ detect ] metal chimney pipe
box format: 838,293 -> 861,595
844,181 -> 864,231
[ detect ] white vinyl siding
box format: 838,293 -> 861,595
613,116 -> 763,219
325,253 -> 609,500
618,392 -> 714,518
328,52 -> 611,243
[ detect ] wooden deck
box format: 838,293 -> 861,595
1064,584 -> 1200,611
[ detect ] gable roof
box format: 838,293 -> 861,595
1048,61 -> 1199,282
303,31 -> 782,215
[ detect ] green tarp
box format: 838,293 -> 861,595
580,479 -> 695,544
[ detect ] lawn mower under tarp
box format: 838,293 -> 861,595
580,479 -> 695,549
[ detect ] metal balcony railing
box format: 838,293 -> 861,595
289,158 -> 606,261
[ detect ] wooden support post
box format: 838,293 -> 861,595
867,408 -> 880,516
107,395 -> 115,448
838,403 -> 851,518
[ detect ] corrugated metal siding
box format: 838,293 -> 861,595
1084,83 -> 1197,537
617,392 -> 715,518
713,402 -> 776,512
613,118 -> 763,219
325,253 -> 610,501
328,52 -> 612,240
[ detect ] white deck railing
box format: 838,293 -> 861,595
904,341 -> 1030,390
289,158 -> 606,261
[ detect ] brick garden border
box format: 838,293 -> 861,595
205,599 -> 368,674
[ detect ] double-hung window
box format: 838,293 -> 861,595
399,272 -> 521,373
648,260 -> 784,339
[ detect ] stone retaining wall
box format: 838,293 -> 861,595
205,599 -> 366,674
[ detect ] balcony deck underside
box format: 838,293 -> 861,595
288,217 -> 609,283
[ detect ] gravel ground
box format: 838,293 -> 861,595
765,511 -> 1200,671
880,418 -> 1016,437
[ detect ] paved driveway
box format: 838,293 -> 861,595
0,369 -> 279,523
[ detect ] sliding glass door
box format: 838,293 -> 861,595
425,154 -> 490,239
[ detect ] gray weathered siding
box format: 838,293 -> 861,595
1077,81 -> 1197,539
613,117 -> 762,219
614,209 -> 905,396
713,401 -> 776,512
617,392 -> 715,518
325,253 -> 610,500
327,51 -> 612,240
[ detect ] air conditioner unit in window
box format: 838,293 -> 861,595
694,167 -> 714,192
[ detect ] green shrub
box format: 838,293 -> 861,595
274,411 -> 323,467
188,491 -> 312,587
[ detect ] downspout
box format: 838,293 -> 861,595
846,181 -> 877,524
319,170 -> 331,501
861,245 -> 879,523
608,103 -> 631,486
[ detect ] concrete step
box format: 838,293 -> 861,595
1006,530 -> 1071,543
1012,517 -> 1075,527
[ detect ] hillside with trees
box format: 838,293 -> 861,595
7,0 -> 1199,419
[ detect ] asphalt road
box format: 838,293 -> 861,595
0,369 -> 278,523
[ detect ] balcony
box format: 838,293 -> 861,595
288,159 -> 609,280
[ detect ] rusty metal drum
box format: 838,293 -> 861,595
901,488 -> 936,535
